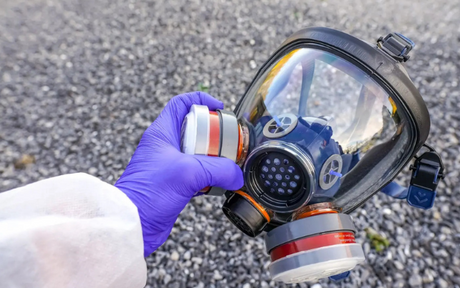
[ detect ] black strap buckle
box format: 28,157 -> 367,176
377,32 -> 415,62
409,145 -> 445,191
405,145 -> 445,209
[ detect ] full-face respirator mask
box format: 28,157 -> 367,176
180,27 -> 445,284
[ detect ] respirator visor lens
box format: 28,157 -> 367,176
237,47 -> 413,211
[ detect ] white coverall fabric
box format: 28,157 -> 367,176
0,173 -> 147,288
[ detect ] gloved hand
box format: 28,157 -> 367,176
115,92 -> 244,257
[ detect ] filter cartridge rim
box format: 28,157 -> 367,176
269,243 -> 365,284
264,213 -> 357,253
181,104 -> 210,155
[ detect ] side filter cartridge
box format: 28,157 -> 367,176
181,104 -> 248,195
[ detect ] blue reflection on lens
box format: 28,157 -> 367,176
265,159 -> 271,165
288,166 -> 295,173
287,189 -> 293,194
262,166 -> 269,173
290,181 -> 297,188
274,158 -> 281,165
278,188 -> 285,195
271,167 -> 276,172
281,182 -> 287,187
275,174 -> 282,181
268,174 -> 273,179
285,175 -> 290,180
294,174 -> 300,180
264,180 -> 270,187
279,167 -> 285,173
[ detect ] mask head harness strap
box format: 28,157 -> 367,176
377,32 -> 415,62
380,144 -> 445,210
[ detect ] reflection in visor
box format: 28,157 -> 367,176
335,85 -> 377,153
257,48 -> 398,155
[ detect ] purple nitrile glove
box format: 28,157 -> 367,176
115,92 -> 244,257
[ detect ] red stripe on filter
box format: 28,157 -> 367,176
199,111 -> 221,193
270,232 -> 356,262
208,111 -> 221,157
199,186 -> 211,193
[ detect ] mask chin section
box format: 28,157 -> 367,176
243,141 -> 315,213
264,203 -> 365,284
222,190 -> 273,237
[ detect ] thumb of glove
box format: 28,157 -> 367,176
193,155 -> 244,191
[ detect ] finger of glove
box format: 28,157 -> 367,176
148,92 -> 224,149
194,155 -> 244,191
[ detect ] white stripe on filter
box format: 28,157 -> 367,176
204,108 -> 210,156
182,109 -> 197,155
191,104 -> 210,155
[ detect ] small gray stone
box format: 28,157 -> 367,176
423,270 -> 434,283
230,233 -> 242,241
436,278 -> 449,288
383,208 -> 392,215
412,250 -> 423,258
437,250 -> 449,258
409,274 -> 422,287
451,266 -> 460,276
213,270 -> 223,280
360,269 -> 370,281
158,268 -> 166,278
163,274 -> 172,285
170,251 -> 179,261
394,261 -> 404,270
452,276 -> 460,285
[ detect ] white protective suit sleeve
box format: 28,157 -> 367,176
0,173 -> 147,288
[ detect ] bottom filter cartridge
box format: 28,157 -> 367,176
264,205 -> 365,284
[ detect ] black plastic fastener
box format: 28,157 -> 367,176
377,32 -> 415,62
409,147 -> 445,192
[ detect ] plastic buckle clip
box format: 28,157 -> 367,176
407,145 -> 445,209
377,32 -> 415,62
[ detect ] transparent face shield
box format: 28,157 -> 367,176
236,48 -> 414,212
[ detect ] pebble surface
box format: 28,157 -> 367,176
1,0 -> 459,287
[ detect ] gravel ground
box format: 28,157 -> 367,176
1,0 -> 459,287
